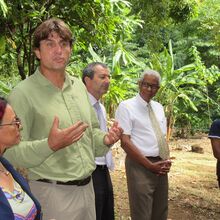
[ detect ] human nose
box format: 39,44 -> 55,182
18,123 -> 23,130
16,122 -> 22,130
15,118 -> 22,130
52,42 -> 63,54
146,85 -> 152,91
56,44 -> 62,54
105,77 -> 110,84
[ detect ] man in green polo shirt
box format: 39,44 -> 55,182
4,18 -> 123,220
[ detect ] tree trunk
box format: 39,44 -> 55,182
17,44 -> 26,80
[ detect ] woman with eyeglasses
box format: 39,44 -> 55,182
0,97 -> 42,219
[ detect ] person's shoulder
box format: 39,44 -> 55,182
100,102 -> 105,108
68,74 -> 80,81
12,73 -> 37,91
68,74 -> 85,87
122,96 -> 136,104
9,75 -> 38,101
209,119 -> 220,137
0,157 -> 13,169
118,97 -> 135,107
211,119 -> 220,126
151,99 -> 163,108
116,97 -> 137,114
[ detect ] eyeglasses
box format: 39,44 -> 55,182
141,82 -> 159,90
0,117 -> 21,128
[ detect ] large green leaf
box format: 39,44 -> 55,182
0,0 -> 7,17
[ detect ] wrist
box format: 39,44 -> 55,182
48,139 -> 57,151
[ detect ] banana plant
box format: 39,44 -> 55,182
86,43 -> 145,118
150,40 -> 220,140
0,80 -> 12,96
0,0 -> 7,17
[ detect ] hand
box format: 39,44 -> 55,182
104,121 -> 123,146
149,160 -> 172,175
48,116 -> 88,151
159,159 -> 172,175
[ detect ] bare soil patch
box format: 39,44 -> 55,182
111,136 -> 220,220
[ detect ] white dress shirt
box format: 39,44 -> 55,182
115,94 -> 167,157
88,93 -> 114,171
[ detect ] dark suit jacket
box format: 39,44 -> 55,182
0,157 -> 42,220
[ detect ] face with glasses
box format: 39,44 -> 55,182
139,75 -> 160,102
0,104 -> 21,152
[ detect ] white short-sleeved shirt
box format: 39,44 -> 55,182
115,94 -> 167,157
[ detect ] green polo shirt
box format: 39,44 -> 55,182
4,68 -> 109,181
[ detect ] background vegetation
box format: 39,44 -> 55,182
0,0 -> 220,138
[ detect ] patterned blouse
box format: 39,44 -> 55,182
0,179 -> 37,220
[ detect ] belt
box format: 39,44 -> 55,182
37,176 -> 91,186
146,156 -> 162,161
96,165 -> 107,170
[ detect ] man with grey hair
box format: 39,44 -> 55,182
115,69 -> 172,220
82,62 -> 115,220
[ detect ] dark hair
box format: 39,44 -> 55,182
0,97 -> 8,124
82,62 -> 108,84
33,18 -> 73,49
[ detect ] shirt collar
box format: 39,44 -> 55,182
63,74 -> 73,89
35,67 -> 72,90
88,93 -> 99,106
136,93 -> 152,107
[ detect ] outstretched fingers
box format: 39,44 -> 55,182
48,118 -> 88,151
104,121 -> 123,145
66,121 -> 88,142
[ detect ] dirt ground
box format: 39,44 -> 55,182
111,136 -> 220,220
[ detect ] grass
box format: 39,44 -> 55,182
169,147 -> 219,219
112,137 -> 220,220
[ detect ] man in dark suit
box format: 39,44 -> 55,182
82,62 -> 115,220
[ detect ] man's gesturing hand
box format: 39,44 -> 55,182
104,121 -> 123,146
48,116 -> 88,151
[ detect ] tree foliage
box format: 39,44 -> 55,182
0,0 -> 220,136
170,0 -> 220,68
0,0 -> 141,79
127,0 -> 198,51
0,0 -> 7,17
150,41 -> 220,138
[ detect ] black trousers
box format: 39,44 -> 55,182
92,165 -> 114,220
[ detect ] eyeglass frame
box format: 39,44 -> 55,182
0,116 -> 21,128
141,82 -> 160,90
